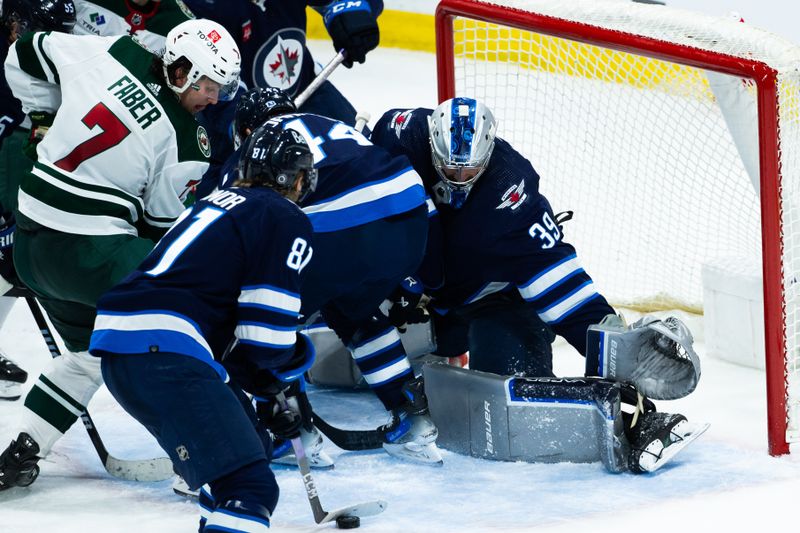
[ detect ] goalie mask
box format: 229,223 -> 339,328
239,121 -> 318,203
162,19 -> 241,101
233,87 -> 297,150
428,97 -> 497,209
2,0 -> 77,36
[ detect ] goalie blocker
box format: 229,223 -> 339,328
423,363 -> 708,473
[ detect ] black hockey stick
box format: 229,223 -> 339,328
309,407 -> 384,451
23,294 -> 174,482
277,392 -> 387,525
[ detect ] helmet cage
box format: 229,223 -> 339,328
428,97 -> 497,207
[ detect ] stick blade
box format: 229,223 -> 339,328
104,455 -> 174,482
320,500 -> 388,524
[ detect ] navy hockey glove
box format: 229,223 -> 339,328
387,276 -> 429,333
323,1 -> 379,67
242,333 -> 316,399
23,112 -> 55,161
257,398 -> 303,441
0,213 -> 19,295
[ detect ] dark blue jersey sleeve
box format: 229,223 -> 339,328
90,187 -> 314,380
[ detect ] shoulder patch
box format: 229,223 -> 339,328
389,110 -> 414,139
197,125 -> 211,158
496,179 -> 527,210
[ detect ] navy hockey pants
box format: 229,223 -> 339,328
300,204 -> 428,340
432,293 -> 557,377
101,352 -> 277,513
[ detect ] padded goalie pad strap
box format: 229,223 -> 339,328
422,363 -> 630,472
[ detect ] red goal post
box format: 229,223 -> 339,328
435,0 -> 800,455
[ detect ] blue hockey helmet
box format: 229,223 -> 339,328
239,120 -> 317,203
2,0 -> 77,36
428,97 -> 497,208
233,86 -> 297,150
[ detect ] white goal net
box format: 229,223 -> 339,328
436,0 -> 800,454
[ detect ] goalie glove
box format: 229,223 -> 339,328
585,314 -> 701,400
322,1 -> 380,68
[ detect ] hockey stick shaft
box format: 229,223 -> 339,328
24,295 -> 173,481
278,391 -> 329,523
293,50 -> 346,108
310,407 -> 384,451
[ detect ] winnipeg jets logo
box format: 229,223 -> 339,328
269,36 -> 300,85
390,110 -> 413,138
496,179 -> 527,210
253,29 -> 305,94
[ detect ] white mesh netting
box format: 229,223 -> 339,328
444,0 -> 800,445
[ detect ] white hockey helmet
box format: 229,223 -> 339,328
428,97 -> 497,208
162,18 -> 241,101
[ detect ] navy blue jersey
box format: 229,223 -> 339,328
371,108 -> 615,352
182,0 -> 382,97
0,30 -> 27,152
90,187 -> 314,381
261,113 -> 426,233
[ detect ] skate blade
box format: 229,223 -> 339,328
273,449 -> 335,470
0,381 -> 21,401
320,500 -> 388,524
383,441 -> 444,466
172,477 -> 199,500
640,421 -> 710,473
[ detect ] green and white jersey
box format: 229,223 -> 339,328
5,32 -> 210,237
73,0 -> 195,53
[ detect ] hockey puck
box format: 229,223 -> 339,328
335,515 -> 360,529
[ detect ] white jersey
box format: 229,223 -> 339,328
73,0 -> 195,53
4,31 -> 209,237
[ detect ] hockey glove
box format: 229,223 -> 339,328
258,402 -> 303,441
323,1 -> 380,67
387,276 -> 429,333
234,333 -> 316,399
23,112 -> 55,161
0,212 -> 19,296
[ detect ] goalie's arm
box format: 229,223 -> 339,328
514,240 -> 616,355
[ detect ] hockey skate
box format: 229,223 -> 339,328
0,353 -> 28,401
0,432 -> 41,491
628,412 -> 709,473
172,475 -> 199,500
381,377 -> 443,466
272,424 -> 335,470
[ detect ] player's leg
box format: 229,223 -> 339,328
0,225 -> 153,489
101,352 -> 276,531
461,294 -> 556,377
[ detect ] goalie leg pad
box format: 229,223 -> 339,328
585,315 -> 701,400
423,363 -> 630,473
